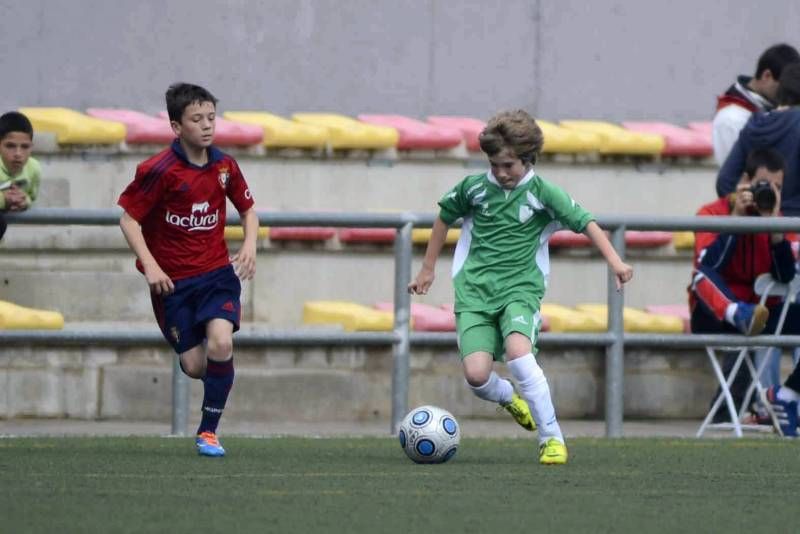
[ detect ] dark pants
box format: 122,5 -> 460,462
691,298 -> 800,420
0,212 -> 6,241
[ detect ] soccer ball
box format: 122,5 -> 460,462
398,405 -> 460,464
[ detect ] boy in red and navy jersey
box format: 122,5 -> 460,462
118,83 -> 259,456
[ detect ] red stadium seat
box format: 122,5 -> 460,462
338,228 -> 396,244
622,122 -> 712,157
358,114 -> 462,150
624,231 -> 674,248
374,302 -> 456,331
268,227 -> 336,241
157,111 -> 263,146
87,108 -> 174,144
426,116 -> 486,152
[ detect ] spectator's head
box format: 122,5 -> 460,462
776,63 -> 800,106
752,44 -> 800,102
0,111 -> 34,176
479,109 -> 543,190
165,83 -> 218,149
742,147 -> 784,213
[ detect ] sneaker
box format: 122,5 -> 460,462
501,392 -> 536,431
196,431 -> 226,456
767,386 -> 798,437
539,438 -> 568,465
732,303 -> 769,336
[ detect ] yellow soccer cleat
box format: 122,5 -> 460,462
539,438 -> 568,465
502,392 -> 536,431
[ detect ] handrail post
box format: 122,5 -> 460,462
391,222 -> 414,434
606,225 -> 626,437
171,356 -> 190,436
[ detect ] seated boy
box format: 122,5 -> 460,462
0,111 -> 40,240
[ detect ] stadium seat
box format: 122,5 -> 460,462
426,116 -> 485,152
644,304 -> 690,333
374,302 -> 455,331
157,111 -> 263,146
622,121 -> 713,157
687,121 -> 713,140
672,231 -> 695,249
302,301 -> 396,331
540,304 -> 605,332
223,226 -> 270,240
575,304 -> 684,333
358,114 -> 462,150
19,107 -> 126,145
0,300 -> 64,330
87,108 -> 175,144
268,227 -> 336,242
223,111 -> 329,148
624,231 -> 674,248
292,113 -> 398,150
537,120 -> 602,154
559,120 -> 664,156
338,228 -> 396,244
411,228 -> 461,245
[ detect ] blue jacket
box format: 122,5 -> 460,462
716,108 -> 800,216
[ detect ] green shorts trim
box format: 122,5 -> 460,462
455,301 -> 542,361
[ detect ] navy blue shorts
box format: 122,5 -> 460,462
151,265 -> 241,354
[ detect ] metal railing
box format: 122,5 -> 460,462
5,208 -> 800,437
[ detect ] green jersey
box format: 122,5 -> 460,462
438,169 -> 594,312
0,156 -> 41,210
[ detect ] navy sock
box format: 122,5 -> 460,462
197,356 -> 234,435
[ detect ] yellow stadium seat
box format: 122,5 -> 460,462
19,107 -> 126,145
559,120 -> 664,156
575,304 -> 684,333
223,111 -> 329,148
303,301 -> 397,331
537,120 -> 602,153
672,231 -> 695,250
540,304 -> 605,332
292,113 -> 398,150
411,228 -> 461,245
224,226 -> 270,240
0,300 -> 64,330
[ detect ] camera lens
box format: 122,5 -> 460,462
750,180 -> 776,211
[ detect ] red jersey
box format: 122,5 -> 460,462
118,140 -> 255,280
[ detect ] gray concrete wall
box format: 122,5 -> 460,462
2,0 -> 799,123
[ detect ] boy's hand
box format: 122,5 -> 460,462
408,267 -> 435,295
3,186 -> 27,211
231,242 -> 257,280
613,261 -> 633,290
144,263 -> 175,295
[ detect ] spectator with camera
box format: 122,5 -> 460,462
717,63 -> 800,215
693,148 -> 800,424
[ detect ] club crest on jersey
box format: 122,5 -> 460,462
218,167 -> 230,190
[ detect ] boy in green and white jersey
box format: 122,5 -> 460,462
409,110 -> 633,465
0,111 -> 40,241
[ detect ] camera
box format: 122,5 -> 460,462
750,180 -> 776,212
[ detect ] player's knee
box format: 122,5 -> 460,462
463,366 -> 491,387
181,358 -> 205,379
207,335 -> 233,359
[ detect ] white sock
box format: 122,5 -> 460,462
724,303 -> 738,325
469,371 -> 514,405
777,385 -> 800,403
507,353 -> 564,444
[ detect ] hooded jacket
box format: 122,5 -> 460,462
716,108 -> 800,216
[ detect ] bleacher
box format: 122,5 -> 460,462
0,107 -> 721,421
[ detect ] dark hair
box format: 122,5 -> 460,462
776,63 -> 800,106
478,109 -> 543,165
755,43 -> 800,80
165,83 -> 218,122
744,147 -> 785,178
0,111 -> 33,141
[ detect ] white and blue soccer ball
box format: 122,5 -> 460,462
398,405 -> 460,464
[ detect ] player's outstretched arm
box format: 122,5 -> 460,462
408,216 -> 449,295
119,211 -> 175,295
231,208 -> 258,280
583,221 -> 633,290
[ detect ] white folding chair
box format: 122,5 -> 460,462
697,273 -> 800,437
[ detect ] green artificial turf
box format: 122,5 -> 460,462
1,437 -> 796,533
